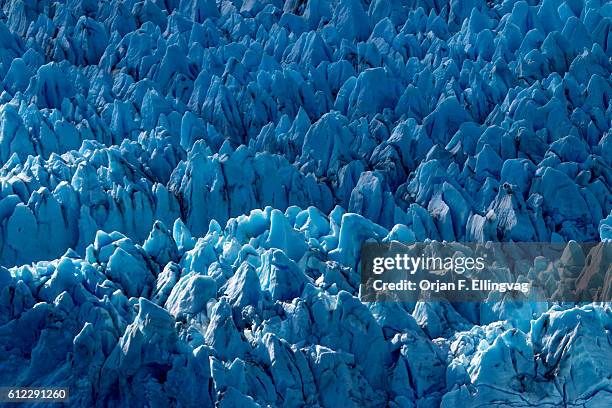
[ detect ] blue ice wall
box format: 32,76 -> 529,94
0,0 -> 610,406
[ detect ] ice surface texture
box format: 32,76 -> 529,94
0,0 -> 610,406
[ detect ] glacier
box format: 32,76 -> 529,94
0,0 -> 610,406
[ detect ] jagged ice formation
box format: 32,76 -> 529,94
0,0 -> 610,407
